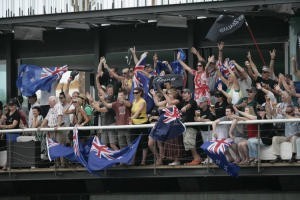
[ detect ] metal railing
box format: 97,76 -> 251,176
0,0 -> 223,18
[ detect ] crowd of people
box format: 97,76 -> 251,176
1,42 -> 300,170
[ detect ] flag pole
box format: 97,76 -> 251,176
245,20 -> 266,66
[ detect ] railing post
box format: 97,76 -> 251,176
257,124 -> 261,174
153,139 -> 157,175
8,140 -> 11,177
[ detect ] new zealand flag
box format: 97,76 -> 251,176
149,105 -> 186,142
46,137 -> 74,162
88,135 -> 141,171
129,53 -> 154,113
201,139 -> 240,177
16,64 -> 68,96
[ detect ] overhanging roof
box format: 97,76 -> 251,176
0,0 -> 300,31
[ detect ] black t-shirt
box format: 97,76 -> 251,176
198,108 -> 216,131
215,101 -> 228,119
100,95 -> 116,125
257,115 -> 274,145
5,110 -> 20,129
181,98 -> 198,122
255,77 -> 277,105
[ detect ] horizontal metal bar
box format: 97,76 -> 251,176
0,118 -> 299,133
1,164 -> 300,182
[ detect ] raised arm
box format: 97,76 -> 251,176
162,90 -> 179,106
95,73 -> 106,97
245,60 -> 255,80
177,52 -> 194,75
217,41 -> 224,63
278,73 -> 295,96
247,51 -> 260,80
130,46 -> 139,65
205,55 -> 215,74
216,68 -> 229,87
150,89 -> 166,107
232,60 -> 248,80
269,49 -> 276,78
64,78 -> 72,103
217,83 -> 231,104
191,47 -> 206,63
99,95 -> 113,109
233,105 -> 257,120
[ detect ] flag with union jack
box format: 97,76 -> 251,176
88,135 -> 141,171
129,52 -> 154,113
201,139 -> 240,177
149,105 -> 186,142
170,48 -> 186,75
73,127 -> 91,171
16,64 -> 68,96
46,137 -> 74,162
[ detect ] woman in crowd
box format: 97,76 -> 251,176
130,87 -> 149,165
177,48 -> 210,103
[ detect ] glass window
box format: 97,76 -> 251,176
0,60 -> 7,103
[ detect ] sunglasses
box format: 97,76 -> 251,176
133,91 -> 140,94
59,96 -> 64,99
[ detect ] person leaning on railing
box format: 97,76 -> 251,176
247,105 -> 274,164
0,99 -> 21,140
0,99 -> 21,170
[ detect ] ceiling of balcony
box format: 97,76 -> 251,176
0,0 -> 300,33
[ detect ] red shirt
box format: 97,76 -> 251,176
112,101 -> 131,125
247,124 -> 258,138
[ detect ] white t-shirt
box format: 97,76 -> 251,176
45,103 -> 63,127
28,101 -> 40,128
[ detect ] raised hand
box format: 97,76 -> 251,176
247,51 -> 252,60
129,46 -> 136,54
256,82 -> 262,90
274,84 -> 281,91
269,49 -> 276,60
86,92 -> 94,103
208,55 -> 215,63
190,47 -> 198,55
217,83 -> 223,91
218,41 -> 224,51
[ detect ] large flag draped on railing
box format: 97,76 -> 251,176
46,130 -> 141,172
205,15 -> 245,42
201,138 -> 240,177
16,64 -> 68,96
73,126 -> 91,172
46,137 -> 74,162
149,105 -> 186,142
88,135 -> 141,171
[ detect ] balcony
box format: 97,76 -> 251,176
0,0 -> 222,18
1,119 -> 300,182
